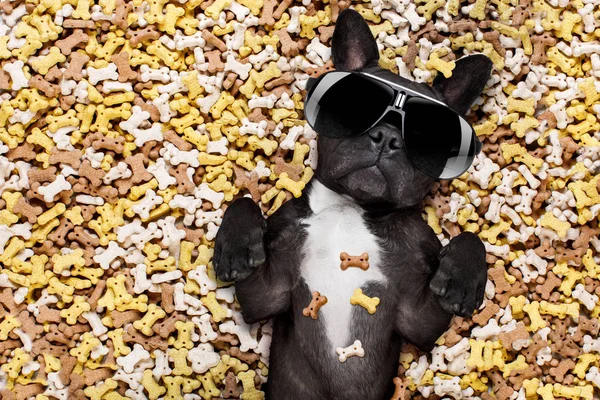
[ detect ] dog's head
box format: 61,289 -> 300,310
313,9 -> 493,210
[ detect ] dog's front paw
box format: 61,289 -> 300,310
429,232 -> 487,317
213,197 -> 267,282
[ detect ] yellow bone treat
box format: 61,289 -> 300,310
133,304 -> 166,336
60,296 -> 91,324
201,292 -> 231,322
350,288 -> 380,314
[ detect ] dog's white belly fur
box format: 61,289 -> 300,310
300,181 -> 387,352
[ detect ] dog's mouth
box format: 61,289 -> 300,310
336,163 -> 391,200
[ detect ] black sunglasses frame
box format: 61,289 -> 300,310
304,71 -> 483,179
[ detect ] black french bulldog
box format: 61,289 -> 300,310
214,9 -> 491,400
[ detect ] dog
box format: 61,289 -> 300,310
214,9 -> 492,400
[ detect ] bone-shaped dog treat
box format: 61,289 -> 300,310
302,291 -> 327,320
336,340 -> 365,362
350,288 -> 380,314
339,252 -> 369,271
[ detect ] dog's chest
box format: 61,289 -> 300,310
299,181 -> 387,351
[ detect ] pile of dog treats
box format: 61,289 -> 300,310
0,0 -> 599,397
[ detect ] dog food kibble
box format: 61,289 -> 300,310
340,251 -> 370,271
336,339 -> 365,363
0,0 -> 598,396
303,291 -> 328,320
350,288 -> 380,315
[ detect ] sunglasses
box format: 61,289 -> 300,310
304,71 -> 482,180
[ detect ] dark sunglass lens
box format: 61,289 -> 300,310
305,73 -> 395,138
403,97 -> 477,179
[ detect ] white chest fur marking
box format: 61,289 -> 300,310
300,181 -> 387,351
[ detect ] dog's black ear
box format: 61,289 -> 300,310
331,9 -> 379,71
432,54 -> 493,115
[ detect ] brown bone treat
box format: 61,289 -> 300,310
13,197 -> 43,224
488,263 -> 512,293
259,0 -> 276,26
275,29 -> 299,57
80,205 -> 96,221
63,52 -> 90,81
49,148 -> 81,169
229,346 -> 260,364
0,339 -> 21,354
44,65 -> 63,82
302,291 -> 328,320
59,95 -> 76,111
534,240 -> 555,260
152,312 -> 186,338
28,166 -> 58,184
124,325 -> 168,351
573,315 -> 599,343
55,29 -> 89,55
264,72 -> 294,91
223,72 -> 237,90
62,19 -> 96,29
223,371 -> 240,398
68,226 -> 101,248
424,194 -> 451,218
17,310 -> 43,337
176,223 -> 204,244
330,0 -> 350,22
57,354 -> 78,386
0,69 -> 9,90
134,96 -> 161,122
573,225 -> 599,249
202,30 -> 227,52
45,326 -> 73,346
127,26 -> 161,46
31,338 -> 68,357
13,384 -> 45,400
483,30 -> 505,57
126,154 -> 154,184
531,33 -> 557,65
87,279 -> 107,310
496,282 -> 528,308
68,373 -> 85,398
559,136 -> 579,161
273,157 -> 302,181
390,377 -> 408,400
83,368 -> 114,386
402,40 -> 419,71
29,75 -> 61,97
160,283 -> 175,314
498,321 -> 528,351
111,310 -> 144,328
554,246 -> 584,264
111,52 -> 138,82
486,370 -> 514,399
115,0 -> 133,30
164,129 -> 192,151
170,164 -> 195,194
509,365 -> 541,391
78,160 -> 105,187
522,333 -> 547,363
0,0 -> 12,13
205,50 -> 225,73
549,358 -> 575,383
537,110 -> 557,129
448,20 -> 478,33
472,301 -> 500,326
273,0 -> 293,19
92,133 -> 125,153
71,179 -> 118,203
511,5 -> 530,26
306,60 -> 335,78
340,252 -> 369,271
0,288 -> 19,314
318,25 -> 336,43
534,271 -> 561,300
6,142 -> 36,162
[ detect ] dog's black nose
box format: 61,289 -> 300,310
368,127 -> 403,151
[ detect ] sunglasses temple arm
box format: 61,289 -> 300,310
474,137 -> 483,155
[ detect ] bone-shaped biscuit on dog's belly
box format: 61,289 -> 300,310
299,181 -> 388,351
